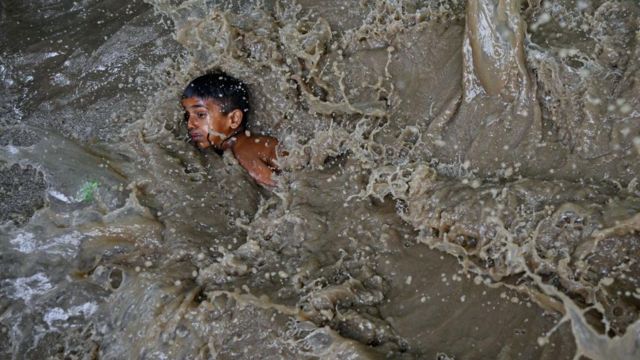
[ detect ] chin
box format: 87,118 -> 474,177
196,141 -> 221,151
193,141 -> 208,149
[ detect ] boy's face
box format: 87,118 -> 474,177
181,97 -> 239,149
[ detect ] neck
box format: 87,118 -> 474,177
220,127 -> 245,151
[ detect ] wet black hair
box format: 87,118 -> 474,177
182,71 -> 251,127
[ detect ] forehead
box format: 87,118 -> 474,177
181,97 -> 223,111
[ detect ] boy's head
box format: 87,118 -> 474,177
181,71 -> 251,150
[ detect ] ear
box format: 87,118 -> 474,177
228,109 -> 244,129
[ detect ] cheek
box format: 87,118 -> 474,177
199,117 -> 213,131
210,118 -> 224,131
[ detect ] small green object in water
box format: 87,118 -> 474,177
78,180 -> 99,202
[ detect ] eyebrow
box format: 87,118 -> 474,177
185,104 -> 207,110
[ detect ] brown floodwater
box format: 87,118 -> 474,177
1,0 -> 639,359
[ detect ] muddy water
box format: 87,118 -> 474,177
1,0 -> 639,359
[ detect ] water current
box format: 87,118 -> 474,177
1,0 -> 639,359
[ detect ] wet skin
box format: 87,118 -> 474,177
181,96 -> 280,187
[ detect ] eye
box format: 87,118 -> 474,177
197,112 -> 207,119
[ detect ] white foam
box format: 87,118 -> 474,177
41,232 -> 82,255
43,308 -> 68,325
2,273 -> 53,304
9,231 -> 82,256
43,302 -> 98,328
48,190 -> 72,203
10,232 -> 37,253
6,145 -> 19,154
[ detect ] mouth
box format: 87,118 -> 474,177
189,132 -> 203,142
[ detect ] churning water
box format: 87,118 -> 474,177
1,0 -> 639,359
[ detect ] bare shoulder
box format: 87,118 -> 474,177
236,134 -> 279,165
249,134 -> 278,148
232,134 -> 278,186
236,134 -> 277,147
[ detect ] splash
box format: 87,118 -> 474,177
1,0 -> 639,358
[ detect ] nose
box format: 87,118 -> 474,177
186,115 -> 196,130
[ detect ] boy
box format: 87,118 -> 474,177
181,72 -> 280,187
